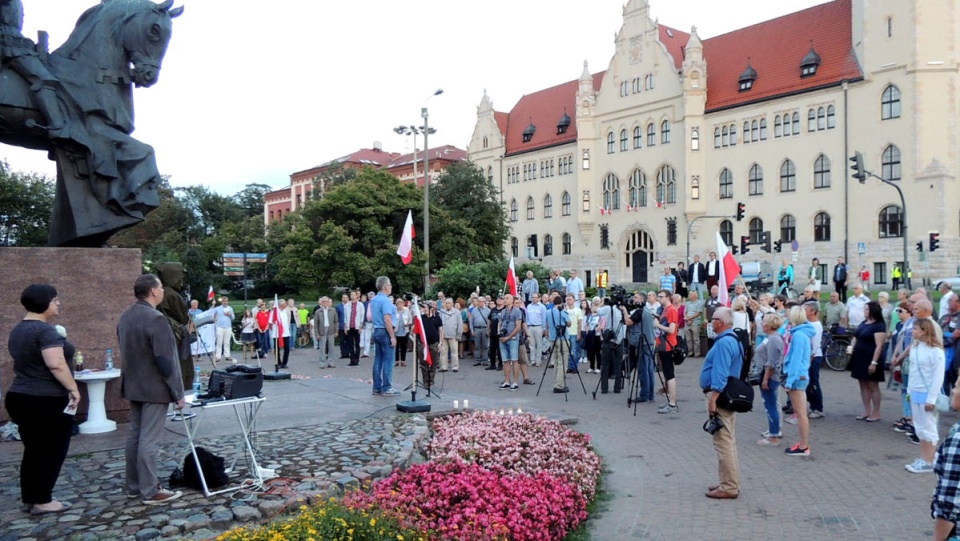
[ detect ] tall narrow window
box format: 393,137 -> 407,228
510,199 -> 518,222
719,220 -> 734,246
511,237 -> 518,257
562,233 -> 571,255
582,191 -> 590,212
714,127 -> 721,148
751,120 -> 759,142
526,197 -> 535,220
882,145 -> 902,180
814,212 -> 831,241
543,235 -> 553,257
722,126 -> 729,147
808,109 -> 817,131
691,128 -> 700,151
661,120 -> 671,144
780,159 -> 796,192
780,214 -> 796,242
658,165 -> 676,204
879,205 -> 902,238
561,191 -> 571,216
817,107 -> 826,130
774,115 -> 783,138
759,118 -> 768,140
647,123 -> 656,146
543,194 -> 553,218
629,169 -> 646,208
881,85 -> 901,119
749,217 -> 764,244
792,112 -> 800,135
730,124 -> 737,146
620,129 -> 628,151
748,164 -> 763,196
634,126 -> 642,149
603,174 -> 620,210
814,154 -> 831,188
607,132 -> 615,154
719,168 -> 733,199
826,105 -> 836,129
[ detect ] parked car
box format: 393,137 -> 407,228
739,260 -> 774,293
934,276 -> 960,291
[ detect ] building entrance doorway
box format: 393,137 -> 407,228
625,230 -> 654,283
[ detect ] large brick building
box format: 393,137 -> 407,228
468,0 -> 958,288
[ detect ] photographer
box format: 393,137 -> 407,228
655,289 -> 681,414
625,292 -> 656,403
597,295 -> 626,394
700,307 -> 743,500
545,292 -> 572,393
497,294 -> 523,391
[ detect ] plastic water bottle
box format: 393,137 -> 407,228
105,349 -> 114,371
193,366 -> 202,394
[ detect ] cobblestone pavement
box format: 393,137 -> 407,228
0,346 -> 949,540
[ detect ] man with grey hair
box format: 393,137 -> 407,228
370,277 -> 398,396
521,271 -> 539,305
438,298 -> 460,372
314,297 -> 338,368
361,291 -> 376,358
939,282 -> 956,320
845,284 -> 869,327
700,307 -> 743,499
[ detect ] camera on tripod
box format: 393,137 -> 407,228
604,284 -> 636,309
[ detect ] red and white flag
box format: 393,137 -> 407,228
269,294 -> 285,349
649,195 -> 663,208
716,231 -> 741,307
409,299 -> 432,367
206,285 -> 215,303
505,257 -> 518,296
600,207 -> 612,215
396,210 -> 416,265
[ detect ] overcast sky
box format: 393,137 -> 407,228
2,0 -> 829,194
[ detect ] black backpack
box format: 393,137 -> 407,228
672,335 -> 688,365
171,447 -> 229,490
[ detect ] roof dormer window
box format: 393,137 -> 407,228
738,64 -> 757,92
556,111 -> 571,135
522,119 -> 536,143
800,46 -> 821,78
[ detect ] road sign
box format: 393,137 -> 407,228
223,266 -> 246,272
792,251 -> 799,263
224,271 -> 245,277
222,252 -> 267,263
222,252 -> 244,259
246,252 -> 268,262
791,240 -> 799,252
857,242 -> 866,255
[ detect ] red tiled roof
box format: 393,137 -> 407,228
703,0 -> 861,111
291,148 -> 401,178
494,112 -> 509,137
383,145 -> 468,170
659,25 -> 690,70
502,72 -> 605,156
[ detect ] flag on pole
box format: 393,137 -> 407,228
600,207 -> 612,215
396,210 -> 416,265
206,285 -> 215,303
648,195 -> 663,208
270,294 -> 285,349
505,257 -> 518,296
409,299 -> 432,366
716,231 -> 741,307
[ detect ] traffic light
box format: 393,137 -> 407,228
761,231 -> 772,253
731,245 -> 738,256
930,232 -> 940,252
850,151 -> 866,183
916,241 -> 924,253
773,240 -> 783,253
740,235 -> 751,255
736,202 -> 745,221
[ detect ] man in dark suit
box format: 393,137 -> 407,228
689,255 -> 708,297
705,252 -> 720,292
833,256 -> 848,302
118,274 -> 185,505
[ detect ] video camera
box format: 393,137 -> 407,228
403,292 -> 429,308
604,284 -> 637,309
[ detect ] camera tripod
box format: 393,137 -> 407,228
536,330 -> 587,401
590,307 -> 626,400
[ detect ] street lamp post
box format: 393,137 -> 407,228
421,89 -> 443,294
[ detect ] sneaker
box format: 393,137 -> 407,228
808,410 -> 825,419
143,488 -> 182,505
906,432 -> 921,445
784,414 -> 798,425
509,383 -> 519,392
784,444 -> 810,456
657,403 -> 678,414
523,379 -> 535,385
905,458 -> 934,473
382,389 -> 400,397
499,382 -> 511,390
757,437 -> 781,446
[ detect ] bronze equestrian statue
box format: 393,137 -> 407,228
0,0 -> 182,247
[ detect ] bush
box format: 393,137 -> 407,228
431,260 -> 553,300
216,499 -> 427,541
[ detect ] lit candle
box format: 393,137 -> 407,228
517,407 -> 523,414
454,400 -> 460,410
499,409 -> 504,415
508,408 -> 514,415
463,400 -> 469,409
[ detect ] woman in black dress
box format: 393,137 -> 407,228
673,262 -> 689,299
848,301 -> 888,421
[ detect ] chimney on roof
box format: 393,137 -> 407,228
373,141 -> 382,151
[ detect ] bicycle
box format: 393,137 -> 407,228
822,324 -> 851,371
775,280 -> 799,300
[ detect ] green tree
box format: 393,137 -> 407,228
233,183 -> 273,218
430,260 -> 552,300
0,162 -> 55,246
430,161 -> 509,263
176,185 -> 245,239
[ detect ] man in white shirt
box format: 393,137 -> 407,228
525,293 -> 547,366
520,271 -> 540,305
315,297 -> 338,368
845,284 -> 870,327
213,296 -> 234,362
939,282 -> 956,320
566,270 -> 585,299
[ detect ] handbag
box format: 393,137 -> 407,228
717,376 -> 754,413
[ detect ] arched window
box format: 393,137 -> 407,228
606,132 -> 615,154
749,217 -> 764,244
759,118 -> 768,140
780,159 -> 796,192
808,108 -> 817,131
629,169 -> 647,208
882,145 -> 901,181
691,128 -> 700,151
748,164 -> 763,196
719,220 -> 734,246
634,126 -> 642,149
661,120 -> 671,144
722,126 -> 729,147
730,124 -> 737,146
714,127 -> 721,148
814,154 -> 831,188
543,194 -> 553,218
561,191 -> 571,216
743,121 -> 751,142
562,233 -> 572,255
526,197 -> 535,220
882,85 -> 901,120
792,112 -> 800,135
719,168 -> 733,199
620,129 -> 628,151
511,237 -> 518,257
647,123 -> 657,146
657,165 -> 677,204
879,205 -> 903,238
510,199 -> 518,222
814,212 -> 831,241
603,174 -> 620,210
483,136 -> 489,149
543,234 -> 553,257
751,120 -> 759,142
817,107 -> 826,130
780,214 -> 796,242
782,113 -> 792,136
487,166 -> 493,184
826,105 -> 836,129
774,115 -> 783,137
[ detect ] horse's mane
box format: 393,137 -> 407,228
55,0 -> 161,59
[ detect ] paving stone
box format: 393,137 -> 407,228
232,506 -> 260,522
134,528 -> 161,541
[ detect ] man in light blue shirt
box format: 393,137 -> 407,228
566,270 -> 584,298
370,277 -> 398,396
213,296 -> 234,362
659,267 -> 677,294
520,271 -> 540,305
525,293 -> 547,367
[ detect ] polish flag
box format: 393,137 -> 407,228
505,257 -> 518,296
410,298 -> 432,366
270,294 -> 285,349
600,208 -> 612,215
396,210 -> 415,265
206,285 -> 215,303
649,195 -> 663,208
716,231 -> 741,307
626,204 -> 634,212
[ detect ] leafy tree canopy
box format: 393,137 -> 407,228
0,161 -> 55,246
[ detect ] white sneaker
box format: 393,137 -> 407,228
808,410 -> 825,419
905,459 -> 933,473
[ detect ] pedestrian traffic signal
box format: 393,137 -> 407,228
761,231 -> 772,253
740,235 -> 751,255
736,202 -> 745,221
916,241 -> 924,252
850,151 -> 866,183
930,232 -> 940,252
773,240 -> 782,253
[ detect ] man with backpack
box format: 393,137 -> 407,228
700,307 -> 744,500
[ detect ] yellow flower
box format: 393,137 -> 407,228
370,518 -> 377,527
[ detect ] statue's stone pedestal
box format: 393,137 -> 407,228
0,247 -> 142,423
